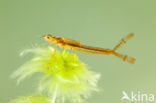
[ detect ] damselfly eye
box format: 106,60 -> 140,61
47,36 -> 50,39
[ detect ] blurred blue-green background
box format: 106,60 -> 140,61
0,0 -> 156,103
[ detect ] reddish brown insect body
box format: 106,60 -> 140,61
43,33 -> 136,64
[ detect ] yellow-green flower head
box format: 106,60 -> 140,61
12,47 -> 100,103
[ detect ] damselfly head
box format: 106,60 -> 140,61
43,34 -> 56,43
